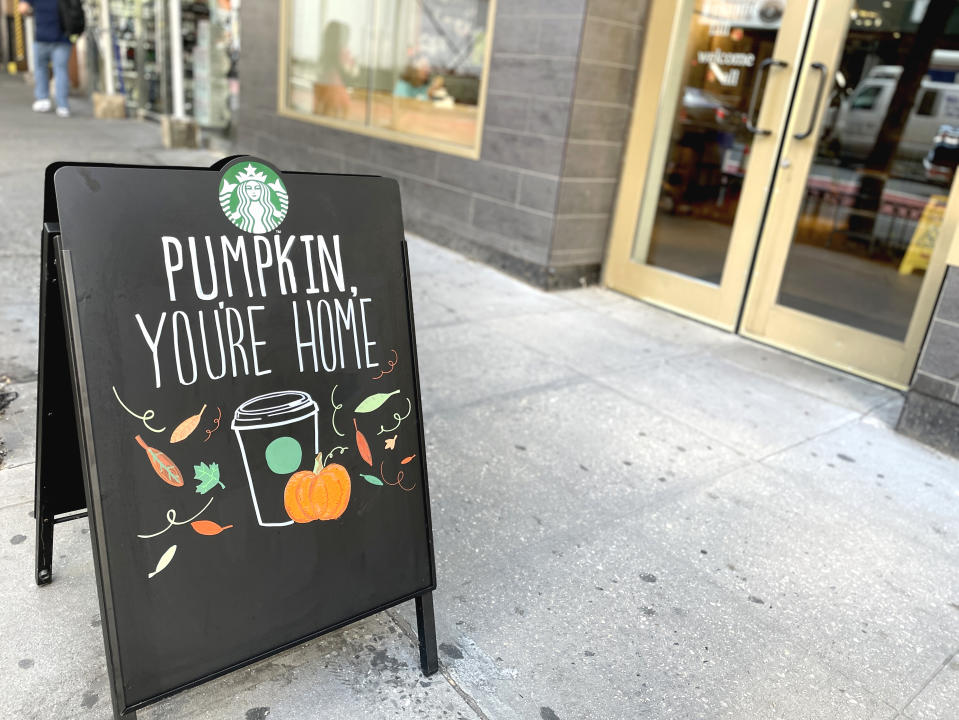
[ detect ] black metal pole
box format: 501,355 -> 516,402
35,223 -> 60,586
35,503 -> 53,585
415,592 -> 439,676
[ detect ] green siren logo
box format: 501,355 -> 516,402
219,161 -> 289,233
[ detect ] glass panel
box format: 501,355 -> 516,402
283,0 -> 489,151
370,0 -> 488,147
633,0 -> 787,284
777,0 -> 959,341
285,0 -> 374,125
193,4 -> 241,130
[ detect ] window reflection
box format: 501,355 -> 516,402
779,0 -> 959,340
313,20 -> 360,120
639,0 -> 786,284
284,0 -> 490,150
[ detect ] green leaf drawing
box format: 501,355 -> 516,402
360,473 -> 384,486
354,390 -> 400,414
193,462 -> 224,495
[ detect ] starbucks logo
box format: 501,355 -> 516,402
219,161 -> 289,233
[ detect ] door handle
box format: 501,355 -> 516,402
794,62 -> 828,140
746,58 -> 787,136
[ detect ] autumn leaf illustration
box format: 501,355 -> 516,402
148,545 -> 177,579
135,435 -> 183,487
354,418 -> 373,466
193,462 -> 224,495
191,520 -> 233,535
355,390 -> 400,413
170,404 -> 207,443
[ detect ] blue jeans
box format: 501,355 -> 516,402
34,42 -> 72,109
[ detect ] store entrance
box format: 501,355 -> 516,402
605,0 -> 959,388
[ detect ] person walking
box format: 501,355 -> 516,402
18,0 -> 73,117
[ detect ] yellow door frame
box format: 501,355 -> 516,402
604,0 -> 957,388
603,0 -> 818,330
740,0 -> 958,389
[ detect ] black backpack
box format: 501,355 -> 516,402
58,0 -> 86,36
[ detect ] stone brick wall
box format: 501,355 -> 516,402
898,266 -> 959,455
549,0 -> 647,287
235,0 -> 649,288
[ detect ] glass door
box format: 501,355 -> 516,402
605,0 -> 817,329
741,0 -> 959,387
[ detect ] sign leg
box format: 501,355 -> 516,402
35,221 -> 88,584
35,496 -> 53,585
415,592 -> 439,676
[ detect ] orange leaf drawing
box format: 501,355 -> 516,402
401,455 -> 416,465
135,435 -> 184,487
354,418 -> 372,466
170,404 -> 206,443
190,520 -> 233,536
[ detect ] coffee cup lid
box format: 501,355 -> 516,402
231,390 -> 319,430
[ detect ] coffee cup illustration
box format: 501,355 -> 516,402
232,390 -> 319,527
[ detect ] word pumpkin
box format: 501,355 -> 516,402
284,455 -> 351,523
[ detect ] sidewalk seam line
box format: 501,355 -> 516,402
897,647 -> 958,716
386,609 -> 492,720
0,499 -> 31,512
0,459 -> 36,471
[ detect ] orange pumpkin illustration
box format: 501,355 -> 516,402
284,455 -> 351,523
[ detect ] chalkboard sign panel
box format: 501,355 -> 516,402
41,159 -> 437,718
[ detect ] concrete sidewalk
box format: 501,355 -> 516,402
1,74 -> 958,719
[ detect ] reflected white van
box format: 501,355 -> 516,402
836,64 -> 959,161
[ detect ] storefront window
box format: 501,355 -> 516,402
279,0 -> 493,156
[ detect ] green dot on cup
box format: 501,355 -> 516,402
265,436 -> 302,474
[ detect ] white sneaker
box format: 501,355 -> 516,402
32,99 -> 52,112
56,107 -> 71,118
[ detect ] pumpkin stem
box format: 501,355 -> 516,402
313,453 -> 324,473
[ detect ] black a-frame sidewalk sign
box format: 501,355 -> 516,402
35,158 -> 438,719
